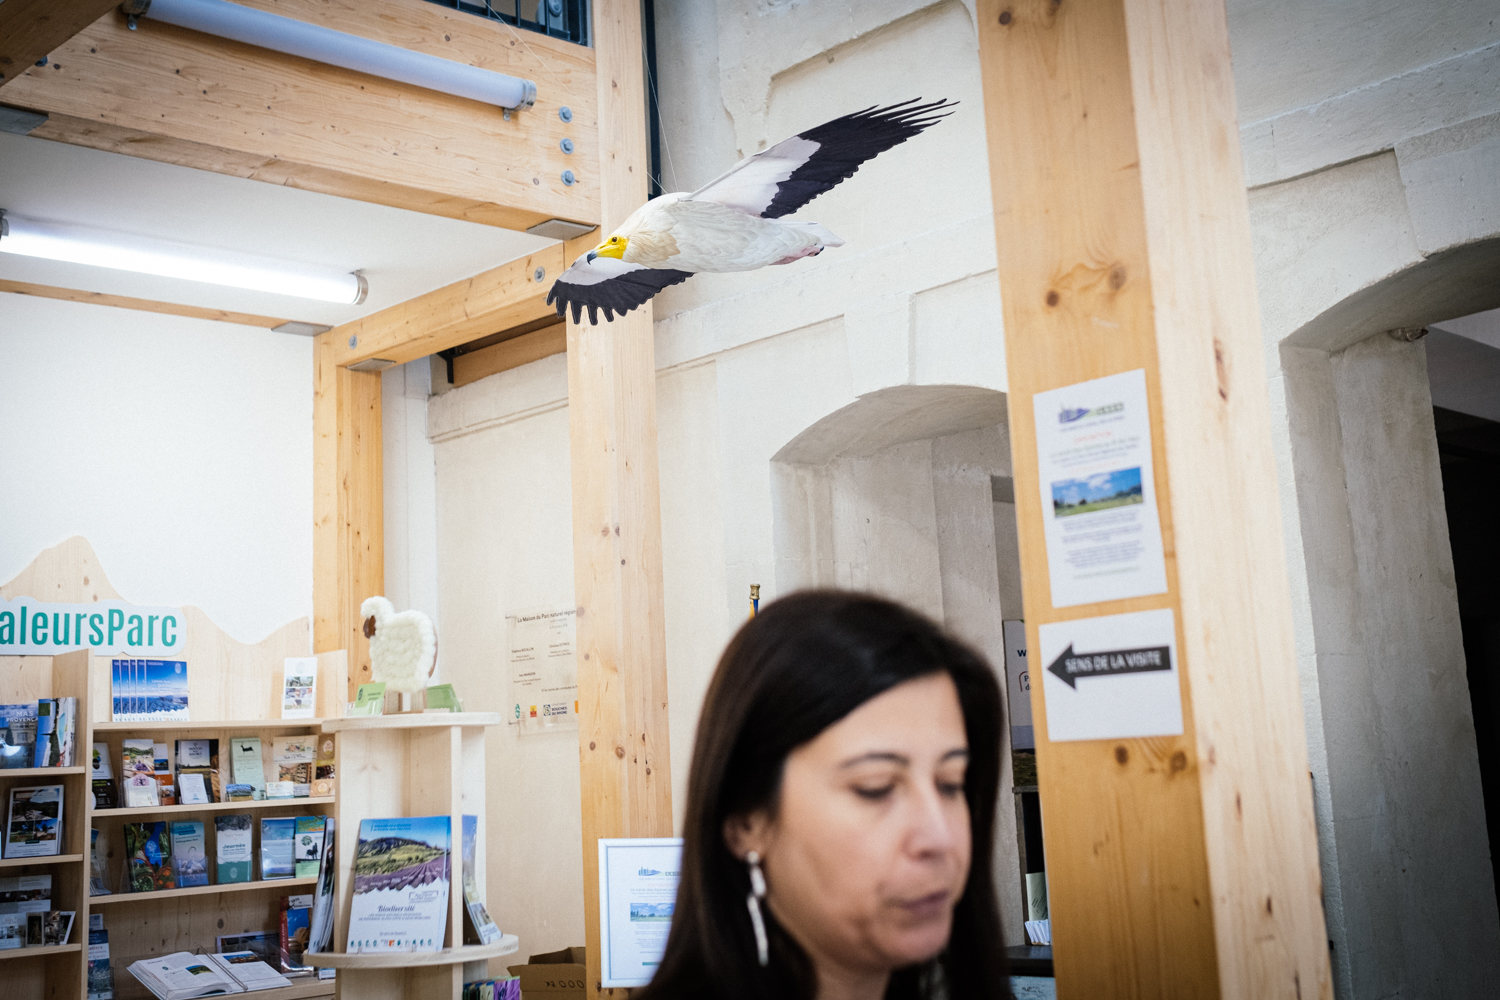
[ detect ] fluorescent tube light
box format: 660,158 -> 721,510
0,213 -> 368,304
124,0 -> 537,110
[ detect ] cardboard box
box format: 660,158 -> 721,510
508,946 -> 586,999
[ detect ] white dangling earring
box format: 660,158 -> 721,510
745,850 -> 769,967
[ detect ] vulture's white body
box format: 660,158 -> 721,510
617,195 -> 843,272
361,596 -> 436,694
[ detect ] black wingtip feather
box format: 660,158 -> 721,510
547,267 -> 696,326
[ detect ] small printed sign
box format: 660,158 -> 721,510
1038,608 -> 1182,742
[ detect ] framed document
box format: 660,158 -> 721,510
597,837 -> 682,988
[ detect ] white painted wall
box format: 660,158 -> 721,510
0,294 -> 313,645
382,359 -> 441,670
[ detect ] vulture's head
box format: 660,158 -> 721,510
586,233 -> 628,263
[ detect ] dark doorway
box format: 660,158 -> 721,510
1435,405 -> 1500,912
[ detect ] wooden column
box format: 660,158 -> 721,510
313,333 -> 383,700
570,2 -> 673,997
977,2 -> 1330,998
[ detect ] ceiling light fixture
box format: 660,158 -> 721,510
120,0 -> 537,111
0,212 -> 368,304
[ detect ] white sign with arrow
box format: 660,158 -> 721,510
1038,607 -> 1182,742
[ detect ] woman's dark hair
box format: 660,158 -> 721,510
636,590 -> 1010,1000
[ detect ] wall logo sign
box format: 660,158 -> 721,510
0,597 -> 186,656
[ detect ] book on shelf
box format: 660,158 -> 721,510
124,822 -> 176,893
111,658 -> 189,722
170,821 -> 209,888
5,784 -> 63,859
230,738 -> 266,801
122,739 -> 159,808
307,817 -> 337,958
312,734 -> 336,798
461,814 -> 502,945
346,815 -> 451,954
293,816 -> 326,878
281,657 -> 318,720
26,909 -> 75,946
88,924 -> 115,1000
0,703 -> 37,768
0,873 -> 50,913
260,818 -> 295,880
208,951 -> 294,992
128,952 -> 241,1000
216,930 -> 279,968
280,893 -> 314,976
268,736 -> 314,799
215,814 -> 253,884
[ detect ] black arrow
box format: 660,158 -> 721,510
1047,642 -> 1172,689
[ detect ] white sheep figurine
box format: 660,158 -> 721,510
361,596 -> 437,694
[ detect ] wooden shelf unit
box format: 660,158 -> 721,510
1,648 -> 348,1000
310,712 -> 505,999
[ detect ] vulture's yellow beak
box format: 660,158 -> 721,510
587,234 -> 627,263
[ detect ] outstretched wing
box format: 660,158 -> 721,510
546,254 -> 694,326
688,98 -> 957,219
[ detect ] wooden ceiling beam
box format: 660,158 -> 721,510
2,0 -> 600,231
324,234 -> 592,368
0,0 -> 118,89
0,277 -> 290,327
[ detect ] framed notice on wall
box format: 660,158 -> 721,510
598,838 -> 682,988
505,604 -> 578,734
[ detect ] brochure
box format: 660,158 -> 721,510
293,816 -> 325,878
215,815 -> 253,884
307,818 -> 337,958
280,658 -> 318,720
216,930 -> 278,968
0,913 -> 24,950
346,815 -> 450,953
124,822 -> 176,893
312,734 -> 336,798
170,821 -> 209,888
122,740 -> 159,808
88,925 -> 115,999
260,818 -> 295,880
5,785 -> 63,859
268,737 -> 314,799
111,659 -> 189,722
90,828 -> 111,896
461,815 -> 501,945
33,909 -> 74,945
178,773 -> 210,805
0,874 -> 50,913
0,704 -> 37,768
176,739 -> 220,803
280,894 -> 313,975
349,682 -> 385,716
229,739 -> 265,801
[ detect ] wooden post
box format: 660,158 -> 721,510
977,2 -> 1331,998
569,2 -> 673,997
313,333 -> 383,700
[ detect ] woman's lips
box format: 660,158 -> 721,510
895,889 -> 952,921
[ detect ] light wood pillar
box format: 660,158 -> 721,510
977,2 -> 1330,998
312,333 -> 383,700
569,2 -> 673,997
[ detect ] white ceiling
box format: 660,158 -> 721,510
0,129 -> 554,327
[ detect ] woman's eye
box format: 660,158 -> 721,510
937,780 -> 965,798
853,785 -> 894,801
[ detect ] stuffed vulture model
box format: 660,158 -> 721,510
546,98 -> 957,325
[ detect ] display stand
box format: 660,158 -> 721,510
308,712 -> 514,1000
0,647 -> 347,1000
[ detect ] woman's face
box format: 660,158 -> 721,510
728,672 -> 972,979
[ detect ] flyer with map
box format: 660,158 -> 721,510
346,816 -> 450,953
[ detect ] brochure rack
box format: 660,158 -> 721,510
0,647 -> 347,1000
307,712 -> 516,1000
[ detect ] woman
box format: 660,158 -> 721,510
638,590 -> 1010,1000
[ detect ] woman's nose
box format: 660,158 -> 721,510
905,781 -> 961,856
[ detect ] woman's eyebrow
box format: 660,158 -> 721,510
839,751 -> 909,768
941,748 -> 970,761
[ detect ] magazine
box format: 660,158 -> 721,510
346,815 -> 450,953
170,821 -> 209,888
124,822 -> 176,893
5,785 -> 63,859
